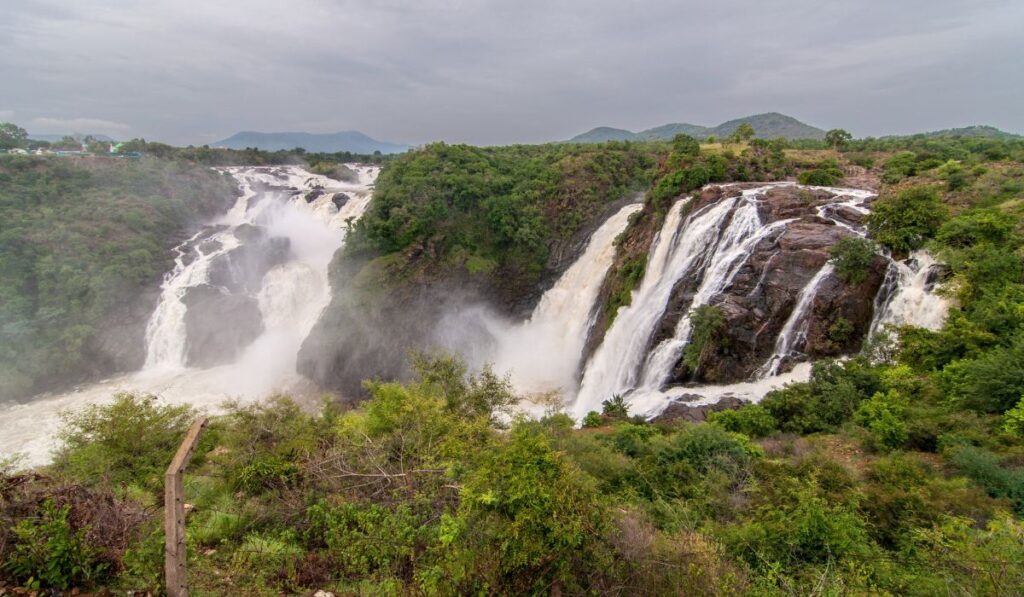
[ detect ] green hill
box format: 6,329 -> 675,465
888,125 -> 1022,140
570,112 -> 827,143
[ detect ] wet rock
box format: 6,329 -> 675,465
305,189 -> 325,203
182,284 -> 263,367
331,192 -> 350,210
650,395 -> 747,424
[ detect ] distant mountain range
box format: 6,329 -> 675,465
570,113 -> 827,143
213,131 -> 409,154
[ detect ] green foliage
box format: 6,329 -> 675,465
3,499 -> 109,590
867,185 -> 948,254
581,411 -> 603,428
940,339 -> 1024,413
825,128 -> 853,149
950,446 -> 1024,514
0,122 -> 29,150
600,394 -> 630,420
349,142 -> 657,290
854,390 -> 909,450
52,392 -> 197,490
829,236 -> 877,284
761,359 -> 879,434
1003,396 -> 1024,436
707,404 -> 777,437
0,157 -> 237,400
797,158 -> 844,185
683,304 -> 727,370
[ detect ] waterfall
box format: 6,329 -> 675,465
574,186 -> 796,418
0,165 -> 377,467
757,263 -> 835,377
869,250 -> 949,335
572,183 -> 924,420
449,202 -> 642,396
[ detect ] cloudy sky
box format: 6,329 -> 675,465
2,0 -> 1022,146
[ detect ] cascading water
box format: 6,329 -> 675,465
440,202 -> 643,397
869,250 -> 949,335
0,165 -> 378,466
572,183 -> 946,420
574,185 -> 802,418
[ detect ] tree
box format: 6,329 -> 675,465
825,128 -> 853,149
0,122 -> 28,150
866,186 -> 948,254
733,123 -> 756,144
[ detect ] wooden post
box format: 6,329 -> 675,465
164,416 -> 207,597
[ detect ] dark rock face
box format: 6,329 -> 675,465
207,225 -> 291,293
182,284 -> 264,367
331,193 -> 350,210
650,395 -> 748,424
681,186 -> 887,383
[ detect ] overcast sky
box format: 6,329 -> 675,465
2,0 -> 1022,146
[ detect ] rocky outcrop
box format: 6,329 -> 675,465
650,395 -> 748,424
586,183 -> 887,388
182,284 -> 264,367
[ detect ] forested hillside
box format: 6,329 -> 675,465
0,156 -> 238,400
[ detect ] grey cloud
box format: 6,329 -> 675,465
2,0 -> 1021,145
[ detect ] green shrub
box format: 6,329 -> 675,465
601,394 -> 630,420
866,186 -> 948,254
683,305 -> 727,370
949,446 -> 1024,514
581,411 -> 604,428
854,390 -> 908,450
1002,396 -> 1024,436
797,160 -> 844,186
707,404 -> 777,438
2,499 -> 109,590
940,341 -> 1024,413
829,236 -> 877,284
52,392 -> 198,490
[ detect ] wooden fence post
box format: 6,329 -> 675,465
164,416 -> 208,597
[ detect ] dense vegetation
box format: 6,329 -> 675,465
0,155 -> 238,400
2,131 -> 1024,594
347,141 -> 660,293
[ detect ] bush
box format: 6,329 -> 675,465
829,236 -> 877,284
866,186 -> 948,254
949,446 -> 1024,514
707,404 -> 777,437
52,393 -> 198,490
2,499 -> 109,590
1003,396 -> 1024,437
797,160 -> 844,186
854,390 -> 908,450
683,305 -> 727,370
582,411 -> 604,428
940,341 -> 1024,413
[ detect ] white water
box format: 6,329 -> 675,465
870,250 -> 949,335
440,202 -> 642,395
758,264 -> 836,377
0,165 -> 378,467
571,183 -> 939,421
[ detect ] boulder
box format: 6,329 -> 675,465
650,395 -> 748,424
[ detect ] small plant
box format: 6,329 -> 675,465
582,411 -> 604,428
1003,396 -> 1024,437
601,395 -> 630,421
